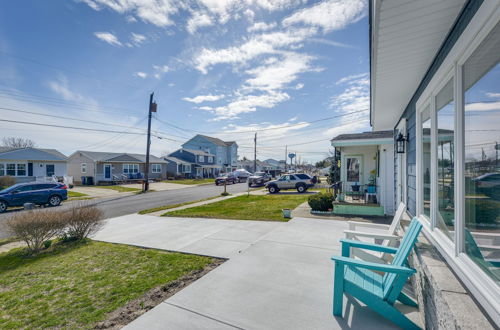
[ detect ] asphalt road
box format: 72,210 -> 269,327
0,182 -> 250,239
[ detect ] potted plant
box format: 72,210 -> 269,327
367,169 -> 377,193
351,182 -> 360,192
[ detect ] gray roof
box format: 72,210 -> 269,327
165,156 -> 192,165
76,151 -> 166,163
0,147 -> 67,161
331,130 -> 393,141
181,148 -> 215,156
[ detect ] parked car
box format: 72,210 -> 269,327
473,173 -> 500,198
215,173 -> 237,185
233,169 -> 252,183
248,172 -> 272,186
265,173 -> 316,193
0,182 -> 68,213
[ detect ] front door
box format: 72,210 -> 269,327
344,156 -> 362,188
104,164 -> 111,179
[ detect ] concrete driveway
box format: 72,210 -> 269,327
93,215 -> 421,329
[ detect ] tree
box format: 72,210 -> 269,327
1,137 -> 36,148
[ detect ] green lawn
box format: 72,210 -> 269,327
164,194 -> 309,221
164,178 -> 214,185
0,240 -> 214,329
139,196 -> 221,214
91,185 -> 141,192
67,190 -> 89,198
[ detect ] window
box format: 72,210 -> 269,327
422,107 -> 432,217
123,164 -> 139,174
208,157 -> 213,163
463,22 -> 500,284
182,164 -> 191,173
46,164 -> 55,176
6,164 -> 16,176
81,163 -> 87,174
0,164 -> 4,176
151,164 -> 161,173
198,155 -> 204,162
296,174 -> 311,180
436,79 -> 455,240
346,157 -> 360,182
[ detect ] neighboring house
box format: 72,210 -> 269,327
67,151 -> 167,184
0,147 -> 67,183
370,0 -> 499,325
331,130 -> 395,215
264,158 -> 285,169
237,159 -> 282,177
167,148 -> 218,178
182,135 -> 238,172
165,156 -> 193,178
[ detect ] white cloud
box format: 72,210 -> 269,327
94,32 -> 122,46
247,21 -> 277,32
336,72 -> 368,85
126,15 -> 137,23
135,72 -> 148,79
131,32 -> 147,45
244,52 -> 314,92
243,8 -> 255,21
309,38 -> 353,48
465,101 -> 500,112
183,94 -> 226,103
83,0 -> 183,27
486,92 -> 500,98
283,0 -> 367,33
295,83 -> 304,90
153,64 -> 170,72
47,76 -> 97,106
209,91 -> 290,119
194,28 -> 316,73
187,11 -> 214,34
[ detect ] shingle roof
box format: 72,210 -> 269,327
77,151 -> 166,163
181,148 -> 215,156
0,147 -> 67,161
331,130 -> 393,141
165,156 -> 192,165
198,135 -> 228,146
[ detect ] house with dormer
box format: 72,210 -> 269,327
181,135 -> 238,172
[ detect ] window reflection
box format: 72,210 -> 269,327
464,22 -> 500,285
422,108 -> 431,217
436,79 -> 455,240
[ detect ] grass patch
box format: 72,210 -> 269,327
164,179 -> 213,185
92,185 -> 141,193
67,191 -> 88,198
139,196 -> 221,214
164,194 -> 309,221
0,240 -> 214,329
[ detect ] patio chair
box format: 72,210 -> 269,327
332,217 -> 423,330
343,202 -> 406,263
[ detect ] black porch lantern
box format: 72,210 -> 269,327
396,132 -> 408,154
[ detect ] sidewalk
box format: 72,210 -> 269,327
93,215 -> 421,329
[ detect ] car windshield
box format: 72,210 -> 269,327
255,172 -> 265,176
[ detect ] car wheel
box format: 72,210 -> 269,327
0,201 -> 7,213
268,185 -> 278,194
48,195 -> 62,207
296,184 -> 306,193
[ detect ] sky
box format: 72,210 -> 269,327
0,0 -> 370,163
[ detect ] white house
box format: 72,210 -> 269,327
0,147 -> 67,183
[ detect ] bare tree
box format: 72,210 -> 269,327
1,137 -> 36,148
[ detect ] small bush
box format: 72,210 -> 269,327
308,192 -> 333,211
0,176 -> 16,188
62,203 -> 104,240
43,240 -> 53,249
7,209 -> 66,254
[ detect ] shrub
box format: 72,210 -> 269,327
62,203 -> 104,240
308,192 -> 333,211
0,176 -> 16,188
6,209 -> 66,253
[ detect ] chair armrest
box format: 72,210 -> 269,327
340,239 -> 399,254
348,221 -> 390,231
344,230 -> 400,242
331,255 -> 415,275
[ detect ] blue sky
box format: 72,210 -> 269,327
0,0 -> 370,162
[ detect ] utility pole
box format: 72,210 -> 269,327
285,145 -> 288,172
253,132 -> 257,173
144,92 -> 156,192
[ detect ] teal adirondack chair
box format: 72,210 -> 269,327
332,217 -> 423,330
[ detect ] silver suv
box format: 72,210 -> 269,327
265,173 -> 315,194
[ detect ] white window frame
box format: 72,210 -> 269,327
198,155 -> 204,162
182,164 -> 191,173
151,164 -> 161,173
123,164 -> 139,174
81,163 -> 87,174
0,163 -> 4,176
2,162 -> 28,177
415,2 -> 500,321
208,156 -> 213,163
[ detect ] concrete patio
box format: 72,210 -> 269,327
93,215 -> 421,329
